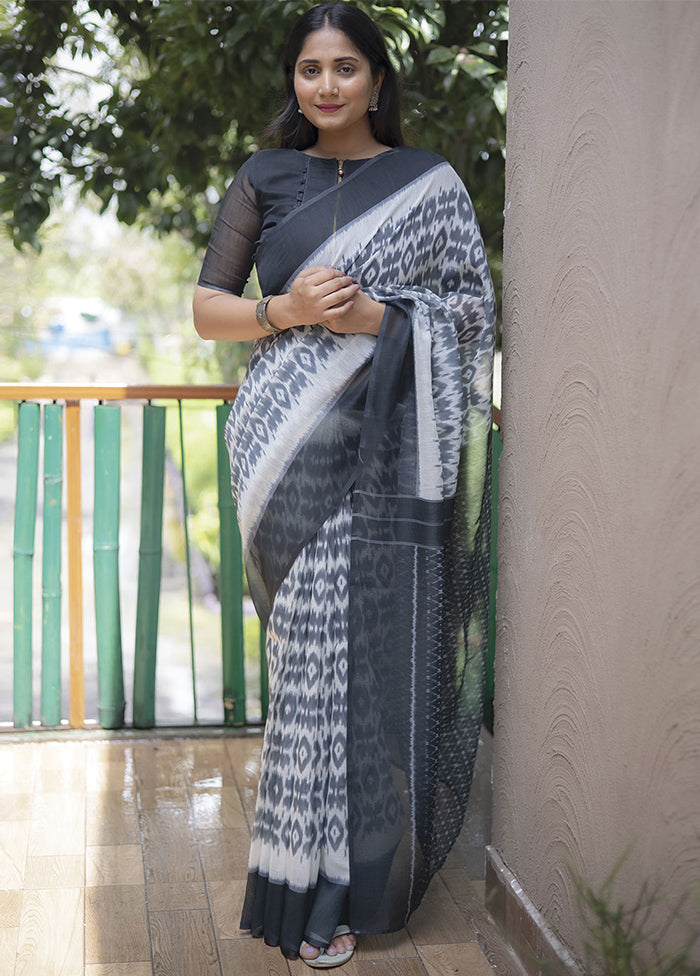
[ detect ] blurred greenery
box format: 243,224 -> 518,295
166,401 -> 224,579
0,200 -> 193,351
2,0 -> 507,310
0,401 -> 17,442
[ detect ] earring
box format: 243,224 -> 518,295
297,107 -> 303,114
368,90 -> 379,112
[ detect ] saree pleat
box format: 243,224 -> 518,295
241,495 -> 352,957
226,146 -> 495,954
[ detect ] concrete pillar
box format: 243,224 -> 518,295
489,1 -> 700,970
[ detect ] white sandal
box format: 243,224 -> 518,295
299,924 -> 355,969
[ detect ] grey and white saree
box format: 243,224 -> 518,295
201,146 -> 495,958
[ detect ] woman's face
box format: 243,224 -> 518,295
294,26 -> 382,138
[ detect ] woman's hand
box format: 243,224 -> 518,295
264,266 -> 384,336
322,285 -> 385,336
266,266 -> 359,329
192,267 -> 381,343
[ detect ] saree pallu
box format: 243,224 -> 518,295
226,147 -> 495,957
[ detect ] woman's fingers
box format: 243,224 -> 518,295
319,279 -> 358,303
293,277 -> 358,308
302,273 -> 355,300
298,265 -> 346,283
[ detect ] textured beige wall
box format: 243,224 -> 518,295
494,0 -> 700,961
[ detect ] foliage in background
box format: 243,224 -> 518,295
2,0 -> 507,281
572,854 -> 699,976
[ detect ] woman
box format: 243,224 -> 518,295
194,3 -> 495,968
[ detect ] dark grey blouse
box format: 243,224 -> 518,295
197,149 -> 390,296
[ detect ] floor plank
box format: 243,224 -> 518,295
207,879 -> 248,940
84,741 -> 133,762
0,888 -> 22,926
181,740 -> 236,789
0,821 -> 30,888
407,874 -> 475,946
0,926 -> 19,975
440,870 -> 487,919
225,737 -> 263,827
86,790 -> 140,846
138,787 -> 190,813
359,929 -> 418,959
0,744 -> 36,794
15,887 -> 84,976
24,854 -> 84,888
0,794 -> 32,821
133,743 -> 190,791
86,964 -> 153,976
218,937 -> 291,975
197,827 -> 251,881
85,752 -> 136,793
33,742 -> 85,793
86,845 -> 144,885
85,884 -> 151,964
150,909 -> 220,976
191,787 -> 247,831
147,882 -> 209,912
441,871 -> 528,976
29,792 -> 85,857
470,880 -> 486,903
139,790 -> 202,885
419,942 -> 497,976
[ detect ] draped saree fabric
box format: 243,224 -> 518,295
223,147 -> 495,957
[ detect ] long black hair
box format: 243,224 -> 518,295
265,3 -> 403,150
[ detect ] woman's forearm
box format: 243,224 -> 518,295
193,285 -> 323,341
193,285 -> 276,341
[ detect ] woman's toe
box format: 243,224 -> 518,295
329,934 -> 355,954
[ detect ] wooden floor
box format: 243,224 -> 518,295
0,733 -> 525,976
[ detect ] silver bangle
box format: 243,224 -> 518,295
255,295 -> 282,334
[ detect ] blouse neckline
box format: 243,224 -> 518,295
293,147 -> 398,163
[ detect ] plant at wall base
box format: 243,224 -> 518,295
573,853 -> 699,976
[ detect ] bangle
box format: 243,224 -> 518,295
255,296 -> 283,334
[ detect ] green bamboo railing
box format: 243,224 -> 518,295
132,404 -> 166,729
0,384 -> 277,732
41,403 -> 63,726
93,404 -> 125,729
13,401 -> 40,728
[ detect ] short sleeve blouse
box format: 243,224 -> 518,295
197,149 -> 386,295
